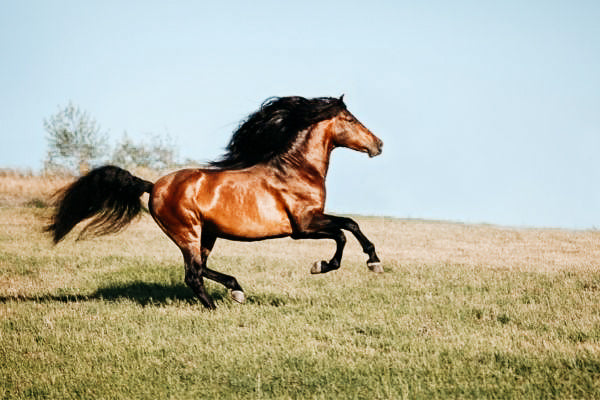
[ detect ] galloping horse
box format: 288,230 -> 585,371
46,96 -> 384,309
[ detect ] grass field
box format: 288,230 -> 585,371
1,174 -> 600,399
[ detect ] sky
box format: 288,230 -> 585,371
1,1 -> 599,229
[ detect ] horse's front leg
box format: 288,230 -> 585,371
292,229 -> 347,274
326,215 -> 382,273
196,233 -> 246,304
293,213 -> 382,274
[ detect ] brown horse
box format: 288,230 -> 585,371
46,96 -> 383,309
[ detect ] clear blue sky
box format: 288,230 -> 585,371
1,1 -> 599,229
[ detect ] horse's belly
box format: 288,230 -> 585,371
209,217 -> 293,240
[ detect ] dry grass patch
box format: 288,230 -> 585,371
363,217 -> 600,272
0,168 -> 165,207
0,170 -> 71,207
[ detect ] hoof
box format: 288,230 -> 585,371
368,261 -> 384,273
231,290 -> 245,304
311,261 -> 324,274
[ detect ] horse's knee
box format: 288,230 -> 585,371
343,218 -> 360,232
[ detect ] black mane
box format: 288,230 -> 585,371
210,96 -> 346,169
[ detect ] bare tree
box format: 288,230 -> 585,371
44,102 -> 108,175
111,132 -> 178,171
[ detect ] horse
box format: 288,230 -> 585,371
46,95 -> 384,309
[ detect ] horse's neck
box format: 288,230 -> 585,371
295,122 -> 334,180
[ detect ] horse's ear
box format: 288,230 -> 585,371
339,94 -> 345,103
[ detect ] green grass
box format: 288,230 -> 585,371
1,206 -> 599,399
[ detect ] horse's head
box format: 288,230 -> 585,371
330,108 -> 383,158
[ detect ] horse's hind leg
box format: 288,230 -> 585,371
202,267 -> 246,303
182,250 -> 216,310
196,233 -> 246,304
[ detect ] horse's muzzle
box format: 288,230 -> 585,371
368,139 -> 383,157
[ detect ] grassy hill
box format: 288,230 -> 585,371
1,173 -> 599,399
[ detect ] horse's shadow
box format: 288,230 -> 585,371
0,282 -> 224,306
0,282 -> 289,307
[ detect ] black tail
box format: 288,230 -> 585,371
45,165 -> 154,244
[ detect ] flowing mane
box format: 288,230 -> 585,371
210,96 -> 346,169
